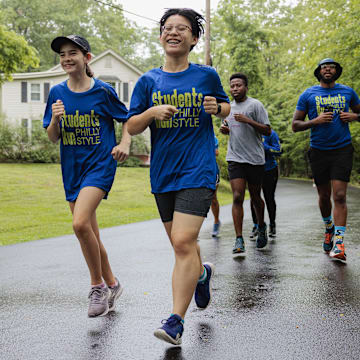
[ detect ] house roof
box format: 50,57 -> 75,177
12,49 -> 143,80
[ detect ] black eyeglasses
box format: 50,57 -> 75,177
161,24 -> 192,34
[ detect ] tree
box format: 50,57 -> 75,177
0,24 -> 39,83
0,0 -> 145,71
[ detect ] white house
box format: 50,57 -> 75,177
0,49 -> 150,162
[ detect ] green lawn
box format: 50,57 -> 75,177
0,164 -> 233,246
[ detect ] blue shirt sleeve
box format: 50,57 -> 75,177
296,90 -> 309,113
350,88 -> 360,107
210,69 -> 229,103
128,76 -> 150,118
100,83 -> 128,123
263,131 -> 281,156
43,88 -> 55,129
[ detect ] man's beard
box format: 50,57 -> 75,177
320,73 -> 337,84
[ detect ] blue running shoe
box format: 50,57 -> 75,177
232,236 -> 245,253
323,226 -> 334,253
256,223 -> 268,248
153,314 -> 184,345
195,262 -> 215,309
212,221 -> 221,237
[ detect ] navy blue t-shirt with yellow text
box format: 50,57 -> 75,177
296,83 -> 360,150
128,63 -> 229,193
43,79 -> 128,201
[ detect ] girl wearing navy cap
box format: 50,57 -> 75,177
43,35 -> 131,317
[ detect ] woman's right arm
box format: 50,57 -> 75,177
127,105 -> 178,135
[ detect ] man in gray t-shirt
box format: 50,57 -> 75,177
220,72 -> 271,253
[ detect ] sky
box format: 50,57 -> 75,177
115,0 -> 221,29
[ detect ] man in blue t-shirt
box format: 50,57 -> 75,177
292,58 -> 360,261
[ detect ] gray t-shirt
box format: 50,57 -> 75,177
225,97 -> 270,165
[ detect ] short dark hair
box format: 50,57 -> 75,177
230,73 -> 248,87
160,8 -> 205,51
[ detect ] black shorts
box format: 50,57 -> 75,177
307,144 -> 354,185
154,188 -> 215,223
227,161 -> 265,185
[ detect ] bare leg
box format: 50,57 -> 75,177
230,178 -> 247,237
166,212 -> 205,319
90,212 -> 116,286
211,186 -> 220,224
69,186 -> 109,286
332,180 -> 348,226
316,182 -> 332,218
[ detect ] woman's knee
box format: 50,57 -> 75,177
73,218 -> 91,236
172,235 -> 196,257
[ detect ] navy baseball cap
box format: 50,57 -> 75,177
51,35 -> 91,53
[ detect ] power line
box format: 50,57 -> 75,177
93,0 -> 159,24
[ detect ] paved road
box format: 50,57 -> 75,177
1,179 -> 360,360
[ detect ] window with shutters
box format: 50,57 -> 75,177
30,83 -> 41,101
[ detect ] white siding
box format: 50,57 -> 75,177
1,75 -> 66,125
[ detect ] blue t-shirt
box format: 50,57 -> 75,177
214,135 -> 219,150
43,79 -> 128,201
296,83 -> 360,150
128,63 -> 229,193
263,130 -> 281,171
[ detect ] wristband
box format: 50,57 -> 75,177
357,113 -> 360,122
215,104 -> 221,115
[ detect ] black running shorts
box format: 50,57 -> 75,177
307,144 -> 354,185
154,188 -> 215,223
227,161 -> 265,185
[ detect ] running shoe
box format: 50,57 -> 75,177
108,277 -> 124,312
154,314 -> 184,345
232,236 -> 245,253
256,223 -> 268,248
330,238 -> 346,261
212,221 -> 221,237
88,286 -> 110,317
269,222 -> 276,238
323,226 -> 335,253
249,225 -> 258,239
195,263 -> 215,309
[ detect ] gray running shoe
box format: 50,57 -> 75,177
249,225 -> 258,239
88,286 -> 110,318
108,278 -> 124,312
232,236 -> 245,253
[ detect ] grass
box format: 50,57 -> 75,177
0,164 -> 234,246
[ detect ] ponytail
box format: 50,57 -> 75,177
85,64 -> 94,78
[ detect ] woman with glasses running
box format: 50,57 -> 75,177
127,8 -> 230,345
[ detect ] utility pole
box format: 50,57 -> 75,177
205,0 -> 211,66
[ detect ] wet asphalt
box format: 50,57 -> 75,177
1,178 -> 360,360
